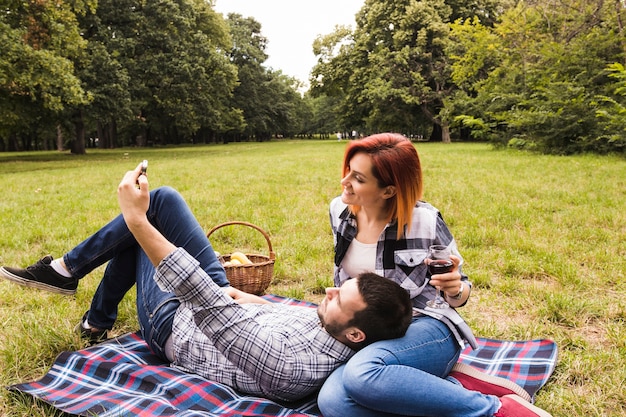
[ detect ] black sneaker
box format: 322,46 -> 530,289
0,255 -> 78,295
75,311 -> 109,345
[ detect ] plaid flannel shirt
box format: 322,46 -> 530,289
154,248 -> 354,402
330,197 -> 477,349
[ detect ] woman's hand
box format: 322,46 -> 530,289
428,255 -> 468,306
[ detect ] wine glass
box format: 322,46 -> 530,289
426,245 -> 453,309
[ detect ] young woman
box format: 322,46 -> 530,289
317,133 -> 552,417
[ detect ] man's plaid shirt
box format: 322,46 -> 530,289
154,248 -> 354,402
330,197 -> 477,348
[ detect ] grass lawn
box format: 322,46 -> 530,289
0,140 -> 624,416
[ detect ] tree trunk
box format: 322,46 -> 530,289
441,123 -> 451,143
56,124 -> 64,151
109,118 -> 117,148
98,120 -> 117,148
8,134 -> 19,151
71,111 -> 86,154
421,103 -> 449,143
429,123 -> 442,142
97,121 -> 106,148
616,0 -> 626,66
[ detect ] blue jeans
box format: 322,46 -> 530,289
317,317 -> 500,417
62,187 -> 228,359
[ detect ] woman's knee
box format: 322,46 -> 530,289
318,366 -> 349,416
341,348 -> 389,395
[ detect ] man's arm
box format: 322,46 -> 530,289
116,165 -> 348,401
117,164 -> 176,266
118,164 -> 270,305
116,167 -> 290,388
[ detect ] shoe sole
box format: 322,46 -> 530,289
0,267 -> 76,295
451,362 -> 532,402
73,322 -> 108,345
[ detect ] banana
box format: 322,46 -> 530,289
230,251 -> 252,264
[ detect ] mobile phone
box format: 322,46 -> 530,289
141,160 -> 148,175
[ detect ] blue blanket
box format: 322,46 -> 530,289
8,295 -> 558,416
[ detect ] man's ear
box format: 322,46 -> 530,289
382,185 -> 396,199
344,327 -> 366,344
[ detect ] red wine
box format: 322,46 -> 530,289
428,259 -> 453,275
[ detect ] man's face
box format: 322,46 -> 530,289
317,278 -> 366,340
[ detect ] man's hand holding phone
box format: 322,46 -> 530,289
119,161 -> 177,267
120,161 -> 150,227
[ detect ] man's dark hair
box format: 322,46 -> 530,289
350,272 -> 412,350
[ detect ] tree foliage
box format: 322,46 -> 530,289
0,0 -> 92,151
2,0 -> 626,154
0,0 -> 308,152
74,0 -> 241,149
311,0 -> 504,141
225,13 -> 307,141
448,0 -> 626,154
310,0 -> 625,154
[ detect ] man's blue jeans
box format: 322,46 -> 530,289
317,316 -> 500,417
62,187 -> 228,359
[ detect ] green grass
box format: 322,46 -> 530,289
0,141 -> 624,416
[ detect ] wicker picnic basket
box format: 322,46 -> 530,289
206,221 -> 275,295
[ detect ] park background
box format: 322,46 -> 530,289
2,0 -> 626,415
2,0 -> 626,155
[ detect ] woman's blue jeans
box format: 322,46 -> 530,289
62,187 -> 228,359
317,317 -> 500,417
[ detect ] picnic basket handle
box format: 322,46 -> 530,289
207,221 -> 276,261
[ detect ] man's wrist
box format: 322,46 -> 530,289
123,214 -> 150,233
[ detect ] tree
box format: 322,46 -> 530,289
225,13 -> 270,140
448,0 -> 626,154
310,25 -> 360,132
0,0 -> 92,152
264,70 -> 306,138
225,13 -> 307,141
311,0 -> 504,141
593,62 -> 626,152
302,93 -> 340,138
85,0 -> 239,146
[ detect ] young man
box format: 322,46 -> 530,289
0,163 -> 413,402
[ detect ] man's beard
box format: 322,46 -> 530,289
317,307 -> 345,339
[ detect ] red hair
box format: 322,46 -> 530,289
342,133 -> 423,239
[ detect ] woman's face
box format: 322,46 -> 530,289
341,152 -> 390,209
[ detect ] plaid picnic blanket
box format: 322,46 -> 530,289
8,295 -> 558,417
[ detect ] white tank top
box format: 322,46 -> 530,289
341,238 -> 377,278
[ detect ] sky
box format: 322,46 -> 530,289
213,0 -> 365,86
